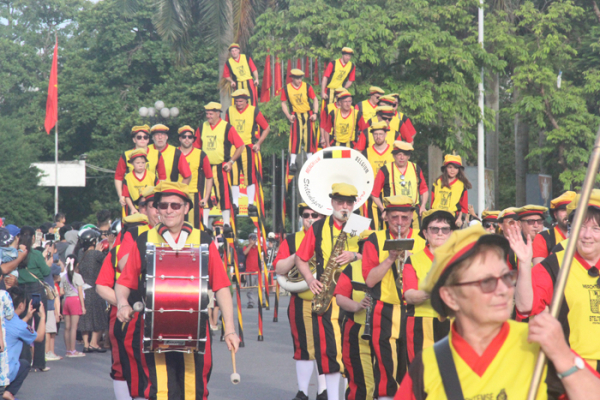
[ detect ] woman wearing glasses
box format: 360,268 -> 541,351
114,125 -> 167,208
273,203 -> 327,400
515,190 -> 600,397
481,210 -> 500,233
403,209 -> 457,364
397,225 -> 600,400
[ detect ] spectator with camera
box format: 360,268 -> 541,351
243,233 -> 260,309
5,287 -> 46,399
15,226 -> 51,373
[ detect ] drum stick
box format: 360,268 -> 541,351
122,302 -> 145,330
230,348 -> 240,384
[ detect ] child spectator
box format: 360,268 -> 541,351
0,229 -> 18,265
45,263 -> 62,361
60,255 -> 86,358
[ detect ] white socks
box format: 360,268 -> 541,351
307,152 -> 313,159
247,184 -> 256,205
222,210 -> 231,226
379,397 -> 393,400
113,380 -> 131,400
325,372 -> 341,400
203,209 -> 209,228
296,360 -> 313,394
317,373 -> 326,394
231,186 -> 240,206
291,154 -> 297,165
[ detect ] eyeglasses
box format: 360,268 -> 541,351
588,267 -> 600,287
180,134 -> 195,140
135,135 -> 149,140
381,117 -> 392,122
157,202 -> 185,211
451,270 -> 517,293
522,219 -> 544,226
302,213 -> 319,219
483,222 -> 498,229
427,226 -> 451,235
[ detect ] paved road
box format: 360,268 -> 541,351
19,294 -> 333,399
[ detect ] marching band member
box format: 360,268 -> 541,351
517,205 -> 548,242
334,230 -> 375,400
378,94 -> 416,144
319,88 -> 350,149
532,191 -> 575,264
223,43 -> 259,106
397,225 -> 599,400
177,125 -> 214,229
356,106 -> 399,150
322,92 -> 367,148
370,141 -> 429,229
96,213 -> 150,400
481,210 -> 500,233
430,155 -> 471,226
274,203 -> 327,400
320,48 -> 355,112
115,182 -> 239,400
296,184 -> 362,400
515,190 -> 600,387
122,150 -> 158,216
363,121 -> 394,230
497,207 -> 521,271
362,195 -> 426,400
356,86 -> 385,122
149,124 -> 192,183
114,125 -> 166,208
194,102 -> 245,228
403,209 -> 456,364
226,89 -> 270,214
281,69 -> 319,173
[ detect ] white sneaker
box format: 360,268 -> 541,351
46,352 -> 62,361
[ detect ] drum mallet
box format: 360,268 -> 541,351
230,349 -> 240,384
122,302 -> 145,330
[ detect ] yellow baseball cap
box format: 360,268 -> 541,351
420,224 -> 509,317
442,155 -> 463,170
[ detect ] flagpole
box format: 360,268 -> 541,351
55,121 -> 58,215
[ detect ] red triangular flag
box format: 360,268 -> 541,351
45,38 -> 58,134
260,54 -> 272,103
193,127 -> 201,149
274,57 -> 282,96
285,60 -> 292,84
296,58 -> 302,69
314,58 -> 320,86
305,57 -> 310,78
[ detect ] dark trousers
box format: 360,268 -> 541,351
6,359 -> 30,396
20,282 -> 47,369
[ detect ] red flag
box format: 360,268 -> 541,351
305,57 -> 310,77
45,38 -> 58,134
296,58 -> 302,69
314,58 -> 320,86
260,54 -> 272,103
285,60 -> 292,84
274,57 -> 282,96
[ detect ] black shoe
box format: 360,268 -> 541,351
248,204 -> 258,216
289,163 -> 297,174
316,390 -> 327,400
247,304 -> 254,309
89,346 -> 107,353
82,347 -> 92,353
233,204 -> 240,216
293,391 -> 308,400
223,224 -> 234,237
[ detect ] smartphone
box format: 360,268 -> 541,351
30,294 -> 41,312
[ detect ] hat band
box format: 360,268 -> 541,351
330,194 -> 357,202
160,189 -> 190,201
131,130 -> 149,135
518,210 -> 544,219
443,162 -> 463,168
500,214 -> 518,221
151,130 -> 169,134
483,216 -> 498,221
551,201 -> 570,210
392,149 -> 412,154
385,205 -> 415,212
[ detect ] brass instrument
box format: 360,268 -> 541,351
277,255 -> 317,293
312,231 -> 347,315
383,238 -> 415,289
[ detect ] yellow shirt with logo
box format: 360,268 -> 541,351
332,108 -> 358,144
123,147 -> 161,176
382,161 -> 422,205
405,248 -> 437,318
326,59 -> 354,89
366,144 -> 394,178
226,105 -> 258,146
431,177 -> 466,216
200,120 -> 231,165
284,82 -> 312,114
366,116 -> 398,146
178,147 -> 208,194
226,54 -> 253,82
123,170 -> 156,204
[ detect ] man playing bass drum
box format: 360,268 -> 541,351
274,203 -> 327,400
296,183 -> 362,400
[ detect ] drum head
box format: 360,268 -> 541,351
298,147 -> 374,216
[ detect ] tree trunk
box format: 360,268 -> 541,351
485,72 -> 499,209
428,145 -> 444,208
218,0 -> 234,117
514,87 -> 529,206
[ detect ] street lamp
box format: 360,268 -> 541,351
138,100 -> 179,125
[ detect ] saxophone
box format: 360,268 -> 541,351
312,231 -> 347,315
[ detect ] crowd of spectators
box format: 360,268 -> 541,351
0,211 -> 115,398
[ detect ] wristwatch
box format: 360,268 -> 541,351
352,252 -> 357,262
556,356 -> 585,379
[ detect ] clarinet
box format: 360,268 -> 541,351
361,291 -> 374,340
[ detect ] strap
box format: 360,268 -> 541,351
433,337 -> 464,400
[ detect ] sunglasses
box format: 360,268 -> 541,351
135,135 -> 149,140
381,117 -> 392,122
180,134 -> 195,140
588,267 -> 600,287
483,222 -> 498,229
522,219 -> 544,226
157,202 -> 185,211
451,270 -> 517,293
302,213 -> 319,219
427,226 -> 451,235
